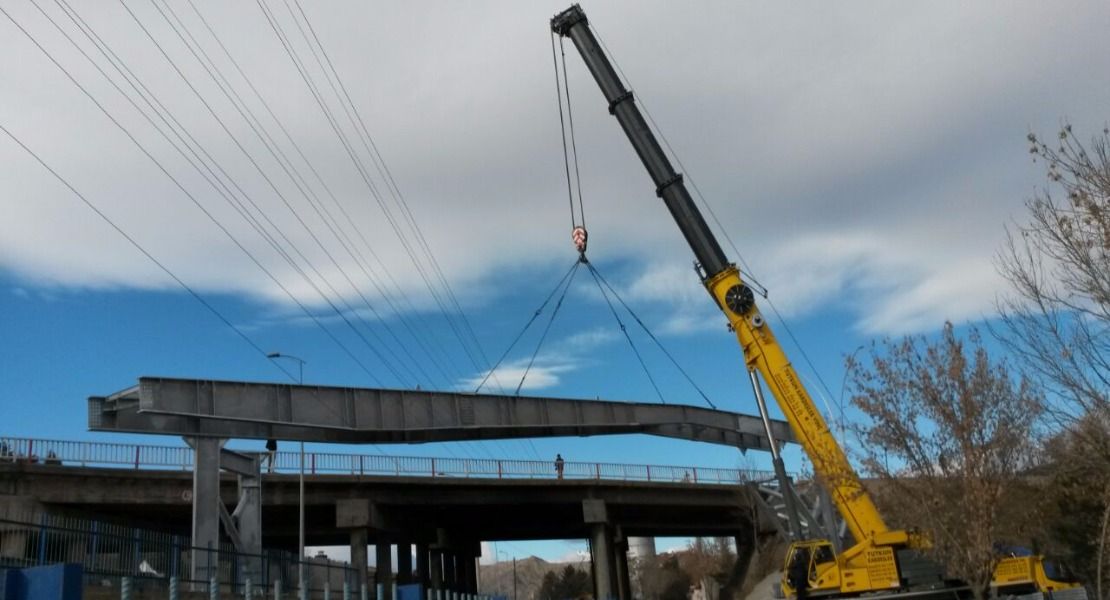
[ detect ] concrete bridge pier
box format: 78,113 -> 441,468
350,529 -> 369,591
376,541 -> 394,600
442,550 -> 457,598
416,543 -> 430,590
190,437 -> 222,585
589,525 -> 617,600
186,436 -> 264,586
459,543 -> 478,594
397,541 -> 412,586
584,500 -> 618,600
429,549 -> 444,600
337,499 -> 374,592
612,528 -> 631,600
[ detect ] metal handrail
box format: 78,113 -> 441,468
0,435 -> 776,485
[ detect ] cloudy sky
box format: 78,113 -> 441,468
1,0 -> 1108,560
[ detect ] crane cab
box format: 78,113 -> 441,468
781,540 -> 841,597
780,538 -> 907,599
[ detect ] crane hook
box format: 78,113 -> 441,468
572,226 -> 588,258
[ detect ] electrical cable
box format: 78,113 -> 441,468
51,0 -> 425,403
271,6 -> 525,472
153,0 -> 444,389
259,0 -> 512,459
183,0 -> 462,389
116,0 -> 419,387
257,0 -> 495,392
1,3 -> 387,386
0,124 -> 299,385
287,0 -> 502,396
268,0 -> 490,388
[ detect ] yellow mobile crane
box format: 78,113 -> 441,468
550,6 -> 1085,600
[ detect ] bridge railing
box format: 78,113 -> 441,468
0,436 -> 776,485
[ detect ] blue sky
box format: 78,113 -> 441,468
2,0 -> 1108,563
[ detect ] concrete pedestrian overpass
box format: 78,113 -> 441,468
83,377 -> 795,600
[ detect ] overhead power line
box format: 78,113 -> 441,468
3,2 -> 388,386
115,0 -> 419,387
180,0 -> 463,389
271,0 -> 508,392
0,123 -> 299,385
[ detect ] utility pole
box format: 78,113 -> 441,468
512,557 -> 517,600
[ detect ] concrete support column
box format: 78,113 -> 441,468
589,524 -> 616,600
460,550 -> 476,594
725,517 -> 776,600
236,459 -> 264,586
583,499 -> 616,600
338,500 -> 378,595
397,542 -> 412,585
415,543 -> 430,589
442,551 -> 457,593
190,437 -> 222,583
350,529 -> 369,591
429,550 -> 444,598
613,535 -> 631,600
732,533 -> 754,590
376,542 -> 394,600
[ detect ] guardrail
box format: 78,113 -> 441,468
0,436 -> 775,485
0,513 -> 356,600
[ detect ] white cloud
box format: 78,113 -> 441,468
553,548 -> 591,564
560,327 -> 619,350
1,0 -> 1107,338
461,355 -> 579,393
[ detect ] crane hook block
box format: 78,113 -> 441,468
572,226 -> 588,254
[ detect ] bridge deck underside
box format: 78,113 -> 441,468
2,465 -> 761,546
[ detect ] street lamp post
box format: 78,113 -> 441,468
495,549 -> 515,600
267,352 -> 307,594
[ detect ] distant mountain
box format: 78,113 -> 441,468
479,556 -> 589,600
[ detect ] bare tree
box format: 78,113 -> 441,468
848,323 -> 1043,600
996,124 -> 1110,597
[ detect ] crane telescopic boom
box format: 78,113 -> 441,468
551,3 -> 889,547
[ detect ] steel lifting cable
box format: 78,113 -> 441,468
514,261 -> 582,395
584,260 -> 666,404
559,35 -> 587,231
587,261 -> 718,410
473,259 -> 581,394
551,32 -> 588,257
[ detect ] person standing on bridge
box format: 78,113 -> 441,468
555,454 -> 565,480
265,438 -> 278,473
